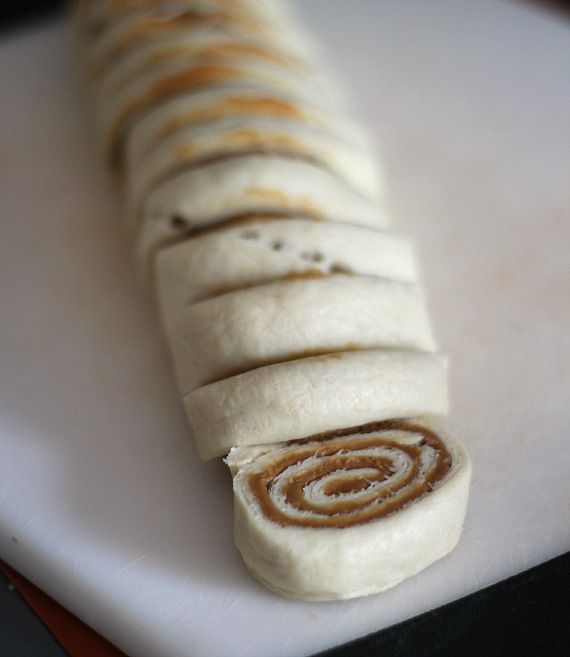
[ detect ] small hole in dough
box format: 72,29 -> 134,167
271,240 -> 285,251
240,230 -> 260,240
170,215 -> 190,232
330,262 -> 353,274
300,251 -> 324,263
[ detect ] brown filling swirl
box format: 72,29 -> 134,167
247,420 -> 453,529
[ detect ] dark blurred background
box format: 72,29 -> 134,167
1,1 -> 64,30
1,0 -> 569,33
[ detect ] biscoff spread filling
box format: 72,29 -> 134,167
242,420 -> 453,529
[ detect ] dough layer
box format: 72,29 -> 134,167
184,350 -> 448,460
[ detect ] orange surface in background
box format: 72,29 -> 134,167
0,561 -> 128,657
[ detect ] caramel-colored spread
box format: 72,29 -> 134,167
220,128 -> 304,150
243,186 -> 324,219
145,97 -> 308,156
96,11 -> 261,75
171,129 -> 306,166
204,266 -> 328,299
322,471 -> 387,496
206,268 -> 329,299
146,43 -> 293,69
248,420 -> 453,528
110,65 -> 298,165
280,270 -> 331,282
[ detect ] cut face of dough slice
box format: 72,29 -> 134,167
126,88 -> 369,165
166,275 -> 436,393
184,350 -> 448,460
227,417 -> 471,600
155,218 -> 417,314
97,59 -> 341,163
155,217 -> 417,316
135,155 -> 390,276
127,116 -> 381,208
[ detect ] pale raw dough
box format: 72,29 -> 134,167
184,350 -> 448,459
135,155 -> 390,277
127,116 -> 380,208
155,218 -> 416,314
227,416 -> 471,600
166,275 -> 436,393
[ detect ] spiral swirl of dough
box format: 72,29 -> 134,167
241,420 -> 453,529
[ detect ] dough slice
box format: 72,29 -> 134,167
155,218 -> 416,312
226,416 -> 471,600
78,1 -> 305,65
126,88 -> 369,166
96,30 -> 314,93
135,155 -> 390,276
97,58 -> 341,164
184,350 -> 448,459
127,116 -> 380,208
166,275 -> 436,393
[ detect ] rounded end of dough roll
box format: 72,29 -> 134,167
228,417 -> 471,600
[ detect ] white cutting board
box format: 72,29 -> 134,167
1,2 -> 569,656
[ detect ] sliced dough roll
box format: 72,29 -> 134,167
155,218 -> 417,314
76,0 -> 291,33
97,58 -> 341,162
80,1 -> 307,70
126,87 -> 369,165
97,31 -> 314,93
127,117 -> 380,208
227,417 -> 471,600
167,275 -> 436,393
184,350 -> 448,460
135,155 -> 390,274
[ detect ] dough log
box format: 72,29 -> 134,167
76,0 -> 471,601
